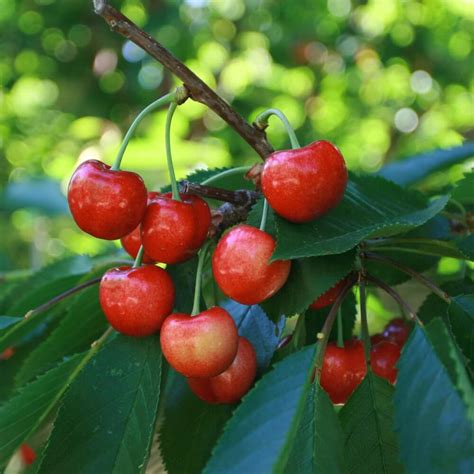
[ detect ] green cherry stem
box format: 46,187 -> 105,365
191,241 -> 211,316
201,166 -> 253,186
111,91 -> 176,171
132,245 -> 145,268
259,199 -> 269,231
254,108 -> 300,149
358,276 -> 371,364
313,274 -> 357,381
165,101 -> 182,201
336,308 -> 344,348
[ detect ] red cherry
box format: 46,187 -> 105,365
187,337 -> 257,404
20,444 -> 36,465
383,318 -> 411,347
371,340 -> 401,384
141,193 -> 211,264
310,278 -> 347,310
0,347 -> 15,360
99,265 -> 175,337
212,224 -> 291,305
68,160 -> 148,240
370,333 -> 386,345
320,339 -> 366,404
120,192 -> 160,263
160,307 -> 238,378
261,140 -> 348,223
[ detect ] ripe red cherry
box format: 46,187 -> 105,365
212,224 -> 291,305
99,265 -> 175,337
160,306 -> 238,378
383,318 -> 411,347
20,444 -> 36,465
310,278 -> 347,310
371,340 -> 401,384
320,339 -> 366,404
141,193 -> 211,264
187,337 -> 257,404
120,192 -> 159,263
261,140 -> 348,223
68,159 -> 148,240
370,333 -> 386,345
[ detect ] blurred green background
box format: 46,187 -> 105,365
0,0 -> 473,272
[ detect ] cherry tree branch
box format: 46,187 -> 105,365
92,0 -> 273,160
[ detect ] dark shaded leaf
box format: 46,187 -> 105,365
448,295 -> 474,372
39,335 -> 162,474
339,373 -> 404,474
394,326 -> 474,474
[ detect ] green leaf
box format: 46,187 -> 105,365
0,354 -> 84,467
261,250 -> 355,321
425,318 -> 474,419
0,316 -> 21,331
285,383 -> 347,474
159,372 -> 233,474
305,292 -> 356,345
39,334 -> 162,474
378,143 -> 474,186
448,295 -> 474,372
221,300 -> 283,372
313,385 -> 348,474
246,198 -> 277,238
167,257 -> 199,313
394,326 -> 474,474
272,174 -> 448,260
455,235 -> 474,260
451,170 -> 474,205
339,373 -> 403,474
15,283 -> 107,386
204,346 -> 315,474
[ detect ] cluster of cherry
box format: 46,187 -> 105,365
67,137 -> 349,404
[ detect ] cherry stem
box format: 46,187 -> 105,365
358,276 -> 371,365
165,101 -> 182,201
179,181 -> 260,206
24,277 -> 101,319
259,199 -> 269,231
132,246 -> 145,268
364,273 -> 422,325
201,166 -> 252,186
191,241 -> 211,316
361,251 -> 451,303
336,308 -> 344,348
313,274 -> 357,382
254,108 -> 300,149
111,91 -> 176,171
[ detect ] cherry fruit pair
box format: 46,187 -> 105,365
68,160 -> 211,265
160,307 -> 257,404
321,337 -> 402,404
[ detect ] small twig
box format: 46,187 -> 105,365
364,273 -> 422,325
93,1 -> 273,160
179,181 -> 260,206
313,274 -> 357,382
25,277 -> 101,319
209,202 -> 253,238
361,251 -> 451,303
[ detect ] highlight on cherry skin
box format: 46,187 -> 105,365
160,306 -> 239,378
187,337 -> 258,404
141,193 -> 211,265
67,159 -> 148,240
261,140 -> 348,223
212,224 -> 291,305
99,265 -> 175,337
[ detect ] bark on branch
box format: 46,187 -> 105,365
93,0 -> 273,160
